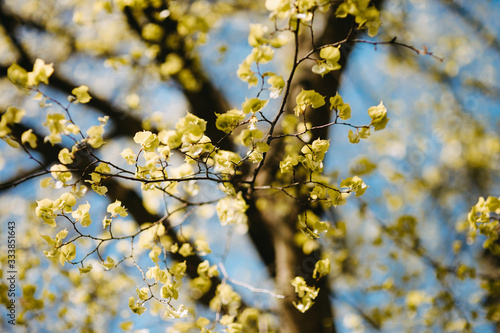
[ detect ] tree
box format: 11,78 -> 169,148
0,0 -> 499,332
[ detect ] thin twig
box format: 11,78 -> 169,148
218,262 -> 285,299
351,37 -> 444,62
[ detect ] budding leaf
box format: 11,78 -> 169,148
72,85 -> 92,103
368,102 -> 389,131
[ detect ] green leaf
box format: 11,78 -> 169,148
171,260 -> 187,278
7,63 -> 28,87
28,59 -> 54,86
280,155 -> 299,173
368,102 -> 389,131
350,156 -> 377,176
294,89 -> 326,116
216,192 -> 249,226
313,259 -> 331,279
330,93 -> 351,119
237,59 -> 258,87
337,104 -> 351,120
216,109 -> 246,133
320,46 -> 341,65
160,53 -> 184,76
335,3 -> 349,18
119,321 -> 133,331
87,124 -> 105,148
40,234 -> 56,247
164,304 -> 188,318
248,23 -> 267,47
133,131 -> 159,152
161,282 -> 179,300
107,200 -> 128,217
148,246 -> 161,263
242,98 -> 268,114
103,256 -> 115,270
79,264 -> 93,274
21,129 -> 37,148
267,74 -> 285,98
175,113 -> 207,144
251,45 -> 274,63
58,148 -> 74,165
195,240 -> 212,255
179,243 -> 194,257
136,287 -> 149,301
158,130 -> 181,148
3,106 -> 26,124
340,176 -> 368,197
196,317 -> 210,328
128,297 -> 147,315
60,243 -> 76,266
241,129 -> 264,146
72,85 -> 92,103
214,150 -> 241,174
348,129 -> 360,144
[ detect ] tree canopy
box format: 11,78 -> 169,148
1,0 -> 500,332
